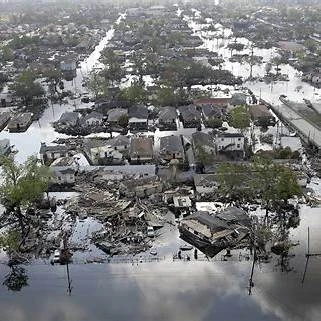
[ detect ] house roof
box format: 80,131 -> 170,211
158,106 -> 177,121
280,136 -> 302,152
201,104 -> 223,118
160,135 -> 184,154
193,173 -> 219,187
178,105 -> 201,121
130,136 -> 153,157
83,111 -> 104,121
107,108 -> 128,122
183,211 -> 229,232
107,135 -> 130,147
0,138 -> 10,148
128,105 -> 148,119
9,113 -> 32,125
216,206 -> 250,224
193,97 -> 231,106
40,143 -> 71,154
192,132 -> 215,148
58,112 -> 79,124
217,132 -> 244,138
249,104 -> 272,119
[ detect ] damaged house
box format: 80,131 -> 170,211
40,143 -> 74,165
158,106 -> 177,130
179,207 -> 250,257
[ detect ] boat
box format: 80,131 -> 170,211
179,244 -> 193,251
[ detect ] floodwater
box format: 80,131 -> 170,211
0,206 -> 320,321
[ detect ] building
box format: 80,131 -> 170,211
159,135 -> 184,162
129,136 -> 153,164
83,111 -> 104,127
39,143 -> 74,165
50,167 -> 76,186
128,105 -> 148,131
193,174 -> 220,195
120,176 -> 162,198
57,112 -> 79,127
249,104 -> 275,126
179,105 -> 201,128
107,108 -> 128,124
216,133 -> 245,153
158,106 -> 177,130
179,208 -> 250,257
280,136 -> 302,152
7,113 -> 33,132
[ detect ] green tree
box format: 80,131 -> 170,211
86,71 -> 107,99
3,266 -> 29,291
100,48 -> 124,86
9,70 -> 44,106
0,155 -> 51,243
228,105 -> 251,132
120,80 -> 148,105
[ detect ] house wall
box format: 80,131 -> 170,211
216,136 -> 245,151
51,173 -> 75,184
195,184 -> 217,194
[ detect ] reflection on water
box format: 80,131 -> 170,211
0,207 -> 320,321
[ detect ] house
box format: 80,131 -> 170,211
193,97 -> 231,108
158,106 -> 177,130
39,143 -> 74,165
83,111 -> 104,127
249,104 -> 275,126
129,136 -> 153,164
84,138 -> 125,165
58,112 -> 79,127
216,133 -> 245,154
193,173 -> 220,195
159,135 -> 184,162
178,105 -> 201,128
192,132 -> 216,155
0,138 -> 11,156
179,209 -> 249,257
106,135 -> 130,152
128,105 -> 148,131
50,167 -> 76,186
0,112 -> 11,131
7,113 -> 33,132
107,108 -> 128,124
201,105 -> 224,125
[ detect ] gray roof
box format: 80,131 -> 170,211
216,207 -> 250,224
231,93 -> 247,106
83,111 -> 104,121
192,132 -> 215,148
193,173 -> 219,187
107,135 -> 130,147
201,104 -> 223,118
128,105 -> 148,119
280,136 -> 302,152
184,211 -> 229,232
160,135 -> 184,153
158,106 -> 177,121
58,112 -> 79,124
178,105 -> 201,121
107,108 -> 128,122
40,143 -> 71,154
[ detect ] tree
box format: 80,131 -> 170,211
228,105 -> 251,132
9,70 -> 44,106
120,80 -> 148,105
265,63 -> 272,75
0,155 -> 51,243
86,71 -> 107,99
100,48 -> 124,86
218,162 -> 252,200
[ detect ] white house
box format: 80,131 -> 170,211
83,112 -> 104,127
50,167 -> 76,185
216,133 -> 245,152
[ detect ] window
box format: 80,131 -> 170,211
221,138 -> 224,141
238,138 -> 241,141
237,144 -> 240,148
124,145 -> 127,149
